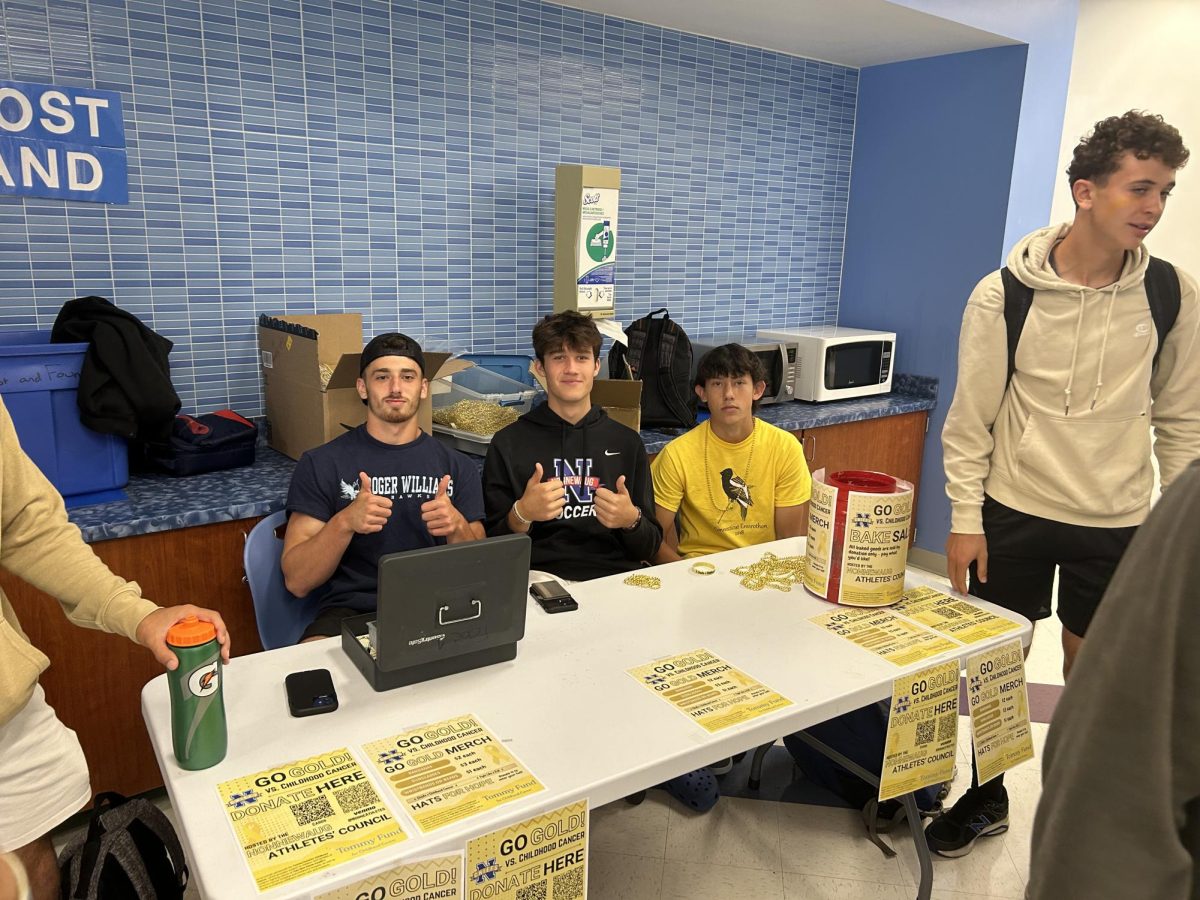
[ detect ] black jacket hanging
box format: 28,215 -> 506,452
51,296 -> 180,442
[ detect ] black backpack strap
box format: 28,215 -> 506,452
656,319 -> 695,429
1001,266 -> 1034,388
1144,256 -> 1181,370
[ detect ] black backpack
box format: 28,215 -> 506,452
783,702 -> 949,857
1001,255 -> 1181,386
608,308 -> 697,429
58,792 -> 189,900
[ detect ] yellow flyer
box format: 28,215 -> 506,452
895,586 -> 1021,644
314,853 -> 462,900
363,714 -> 544,834
837,488 -> 913,607
627,648 -> 792,733
465,799 -> 587,900
802,477 -> 838,596
968,639 -> 1035,784
811,607 -> 959,666
879,661 -> 960,801
217,748 -> 405,892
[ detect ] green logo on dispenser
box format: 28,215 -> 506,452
585,221 -> 615,262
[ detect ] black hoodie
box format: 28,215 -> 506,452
483,400 -> 662,580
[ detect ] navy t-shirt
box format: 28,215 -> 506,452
286,426 -> 485,613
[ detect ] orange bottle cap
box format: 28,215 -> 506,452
166,615 -> 217,647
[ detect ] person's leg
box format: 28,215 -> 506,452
1055,520 -> 1138,680
9,838 -> 54,900
0,686 -> 91,900
926,497 -> 1055,857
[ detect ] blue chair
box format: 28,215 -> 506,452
243,511 -> 321,649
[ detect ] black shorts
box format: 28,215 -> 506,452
970,495 -> 1137,638
300,606 -> 361,642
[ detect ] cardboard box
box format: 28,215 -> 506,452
257,313 -> 472,459
528,361 -> 642,432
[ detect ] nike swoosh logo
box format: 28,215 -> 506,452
604,450 -> 619,456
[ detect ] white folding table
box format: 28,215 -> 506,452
142,538 -> 1032,899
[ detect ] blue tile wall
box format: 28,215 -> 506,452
0,0 -> 857,415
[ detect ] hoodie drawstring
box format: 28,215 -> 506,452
1063,289 -> 1086,416
1089,284 -> 1118,411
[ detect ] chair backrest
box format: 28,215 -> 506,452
243,511 -> 320,649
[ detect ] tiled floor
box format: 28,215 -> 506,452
54,569 -> 1063,899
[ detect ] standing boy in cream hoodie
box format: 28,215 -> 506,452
932,111 -> 1199,858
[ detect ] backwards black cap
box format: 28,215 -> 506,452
359,332 -> 425,376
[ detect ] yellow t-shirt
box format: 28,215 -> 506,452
652,419 -> 811,558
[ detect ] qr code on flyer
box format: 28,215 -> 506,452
290,795 -> 334,826
516,881 -> 547,900
553,866 -> 585,899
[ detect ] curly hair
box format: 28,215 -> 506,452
531,310 -> 601,361
1067,110 -> 1189,187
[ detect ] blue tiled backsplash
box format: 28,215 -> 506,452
0,0 -> 856,415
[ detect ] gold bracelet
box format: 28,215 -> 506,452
690,561 -> 716,576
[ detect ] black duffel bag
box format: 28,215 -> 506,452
139,409 -> 258,476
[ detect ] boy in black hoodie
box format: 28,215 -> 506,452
483,311 -> 661,579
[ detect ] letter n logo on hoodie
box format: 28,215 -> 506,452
557,458 -> 596,504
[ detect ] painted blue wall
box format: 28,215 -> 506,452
0,0 -> 855,415
838,45 -> 1027,552
890,0 -> 1079,256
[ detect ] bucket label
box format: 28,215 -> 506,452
802,477 -> 837,596
838,489 -> 913,607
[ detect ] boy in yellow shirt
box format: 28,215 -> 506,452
653,344 -> 812,561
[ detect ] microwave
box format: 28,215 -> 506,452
689,337 -> 797,405
756,326 -> 896,402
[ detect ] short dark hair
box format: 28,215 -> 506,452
1067,110 -> 1189,189
531,310 -> 602,361
695,344 -> 767,389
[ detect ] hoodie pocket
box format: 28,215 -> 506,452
1014,413 -> 1151,518
0,616 -> 51,708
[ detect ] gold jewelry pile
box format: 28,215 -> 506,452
623,573 -> 662,590
730,552 -> 807,592
432,399 -> 521,435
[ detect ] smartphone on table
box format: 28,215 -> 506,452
530,579 -> 578,614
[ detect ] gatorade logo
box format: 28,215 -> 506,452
188,662 -> 220,698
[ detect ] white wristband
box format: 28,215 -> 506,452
512,501 -> 532,526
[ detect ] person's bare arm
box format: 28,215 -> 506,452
774,504 -> 806,540
653,504 -> 683,563
946,531 -> 988,596
282,471 -> 392,596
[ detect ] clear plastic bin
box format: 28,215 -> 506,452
458,353 -> 536,387
431,367 -> 540,413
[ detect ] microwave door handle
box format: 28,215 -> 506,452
808,434 -> 816,462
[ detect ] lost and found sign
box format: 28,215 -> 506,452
0,80 -> 128,203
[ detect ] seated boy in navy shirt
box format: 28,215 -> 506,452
282,332 -> 485,640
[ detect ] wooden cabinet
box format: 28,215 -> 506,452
2,518 -> 266,799
794,411 -> 929,540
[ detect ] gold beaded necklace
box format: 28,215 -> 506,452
703,420 -> 758,524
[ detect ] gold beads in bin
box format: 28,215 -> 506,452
432,400 -> 521,436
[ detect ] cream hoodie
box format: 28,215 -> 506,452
943,224 -> 1200,533
0,397 -> 157,727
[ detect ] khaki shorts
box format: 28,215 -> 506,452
0,684 -> 91,851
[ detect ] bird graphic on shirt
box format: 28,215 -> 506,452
720,468 -> 752,520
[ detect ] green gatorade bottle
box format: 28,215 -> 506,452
166,616 -> 227,770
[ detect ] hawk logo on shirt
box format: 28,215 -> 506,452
340,478 -> 360,501
720,468 -> 753,521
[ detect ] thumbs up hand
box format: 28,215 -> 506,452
594,474 -> 639,530
342,471 -> 393,534
517,462 -> 568,522
421,474 -> 466,537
